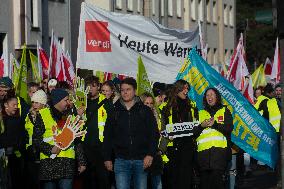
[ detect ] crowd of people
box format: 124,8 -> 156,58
0,74 -> 281,189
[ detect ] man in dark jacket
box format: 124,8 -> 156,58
103,78 -> 158,189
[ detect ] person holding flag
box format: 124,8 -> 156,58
161,79 -> 198,189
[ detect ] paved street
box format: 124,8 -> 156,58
237,169 -> 279,189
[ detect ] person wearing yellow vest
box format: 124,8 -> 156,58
82,76 -> 113,189
196,88 -> 233,189
33,88 -> 86,189
161,79 -> 199,189
0,92 -> 26,189
24,89 -> 47,189
254,83 -> 281,133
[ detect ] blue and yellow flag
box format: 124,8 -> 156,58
177,48 -> 278,168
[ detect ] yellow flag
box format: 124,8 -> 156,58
251,64 -> 267,88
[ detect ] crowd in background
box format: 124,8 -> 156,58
0,74 -> 281,189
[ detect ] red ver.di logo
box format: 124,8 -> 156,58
85,21 -> 112,52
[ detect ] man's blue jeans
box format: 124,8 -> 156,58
114,158 -> 148,189
42,178 -> 73,189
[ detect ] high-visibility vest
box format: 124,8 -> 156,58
25,114 -> 34,149
81,94 -> 108,142
166,101 -> 197,147
254,95 -> 281,132
98,94 -> 107,142
39,108 -> 75,160
197,107 -> 228,152
17,97 -> 22,116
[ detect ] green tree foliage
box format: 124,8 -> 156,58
236,0 -> 277,72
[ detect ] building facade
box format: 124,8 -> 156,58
0,0 -> 71,62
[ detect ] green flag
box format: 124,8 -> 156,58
251,64 -> 267,88
11,55 -> 20,89
137,56 -> 153,96
17,45 -> 28,102
29,51 -> 41,83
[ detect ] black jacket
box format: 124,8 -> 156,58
195,105 -> 233,171
0,114 -> 26,151
103,97 -> 159,161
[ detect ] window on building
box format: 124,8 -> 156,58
213,1 -> 217,23
206,0 -> 210,23
116,0 -> 122,9
152,0 -> 155,15
0,33 -> 5,56
137,0 -> 141,13
177,0 -> 182,18
161,0 -> 164,16
127,0 -> 133,11
229,6 -> 234,26
225,49 -> 228,60
31,0 -> 39,28
191,0 -> 196,20
224,4 -> 228,26
198,0 -> 203,21
168,0 -> 173,16
213,48 -> 218,64
207,48 -> 211,64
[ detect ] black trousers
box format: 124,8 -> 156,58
200,170 -> 225,189
83,145 -> 111,189
24,161 -> 40,189
165,145 -> 194,189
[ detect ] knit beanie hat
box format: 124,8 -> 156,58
31,90 -> 47,105
0,77 -> 13,88
48,79 -> 57,87
51,88 -> 69,105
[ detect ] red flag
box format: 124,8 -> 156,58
37,42 -> 49,79
62,52 -> 75,86
48,31 -> 62,79
271,38 -> 280,84
264,57 -> 272,75
227,34 -> 249,91
242,77 -> 254,104
0,55 -> 4,77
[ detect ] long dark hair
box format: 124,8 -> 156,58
163,79 -> 191,117
1,89 -> 19,117
203,87 -> 222,110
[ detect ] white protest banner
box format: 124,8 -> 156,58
77,2 -> 200,83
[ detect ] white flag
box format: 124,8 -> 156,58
76,3 -> 200,83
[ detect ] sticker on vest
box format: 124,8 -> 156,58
161,121 -> 199,138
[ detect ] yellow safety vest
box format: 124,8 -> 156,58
39,108 -> 75,160
167,101 -> 197,147
25,114 -> 34,149
254,95 -> 281,132
197,107 -> 228,152
98,94 -> 107,142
